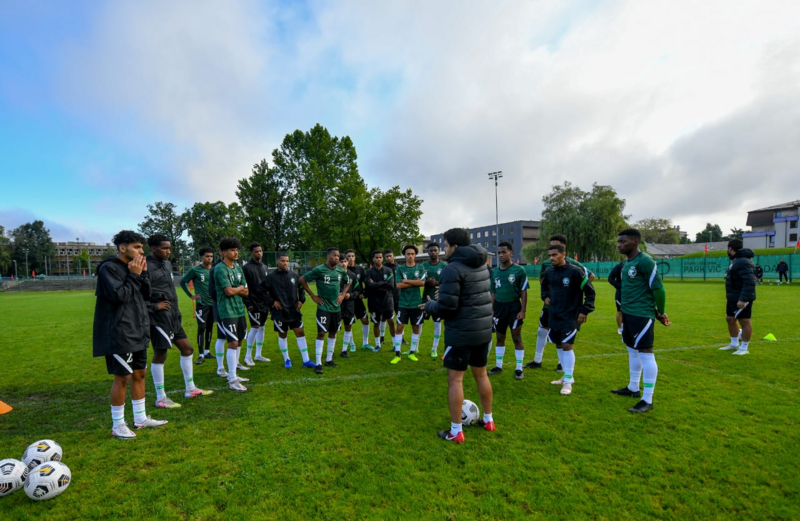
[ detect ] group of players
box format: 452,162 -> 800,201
94,227 -> 672,439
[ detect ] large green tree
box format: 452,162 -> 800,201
138,202 -> 188,260
353,187 -> 423,261
632,217 -> 681,244
10,220 -> 56,277
184,201 -> 245,254
237,159 -> 293,251
695,223 -> 724,243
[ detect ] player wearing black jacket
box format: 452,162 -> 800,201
366,250 -> 396,352
93,230 -> 166,439
242,243 -> 270,365
337,257 -> 358,358
260,253 -> 313,369
384,249 -> 403,345
721,240 -> 757,355
540,244 -> 595,396
608,261 -> 624,334
146,235 -> 212,410
345,249 -> 371,350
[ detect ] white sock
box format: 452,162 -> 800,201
515,349 -> 524,371
278,337 -> 290,362
627,347 -> 642,392
315,339 -> 323,365
393,334 -> 402,354
343,331 -> 352,352
246,328 -> 257,360
640,352 -> 658,404
738,328 -> 742,340
226,348 -> 238,382
132,398 -> 147,424
562,350 -> 575,383
730,336 -> 739,347
297,337 -> 310,363
362,323 -> 371,346
534,327 -> 548,363
179,355 -> 196,392
410,333 -> 420,353
433,322 -> 442,351
451,422 -> 463,435
556,348 -> 563,366
740,341 -> 749,351
215,339 -> 225,369
326,337 -> 336,362
255,327 -> 265,357
111,404 -> 125,427
236,346 -> 242,366
151,363 -> 166,401
495,345 -> 505,368
380,321 -> 386,338
483,412 -> 493,423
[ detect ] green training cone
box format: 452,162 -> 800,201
763,333 -> 777,341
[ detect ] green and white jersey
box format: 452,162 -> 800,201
214,262 -> 247,319
421,260 -> 447,301
621,252 -> 663,319
181,265 -> 212,306
304,263 -> 347,313
491,264 -> 529,303
397,263 -> 426,309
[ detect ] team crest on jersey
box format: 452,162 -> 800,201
383,274 -> 388,280
562,277 -> 570,286
508,274 -> 516,283
437,269 -> 442,275
628,267 -> 637,278
290,277 -> 295,284
414,270 -> 420,278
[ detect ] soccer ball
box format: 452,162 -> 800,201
462,399 -> 480,426
0,459 -> 29,497
24,461 -> 71,501
22,440 -> 63,470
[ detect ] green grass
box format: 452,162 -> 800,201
1,281 -> 799,520
678,247 -> 797,258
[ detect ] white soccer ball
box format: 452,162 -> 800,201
22,440 -> 63,470
461,399 -> 480,426
24,461 -> 71,501
0,459 -> 29,497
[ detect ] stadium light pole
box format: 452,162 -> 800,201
13,260 -> 17,279
487,171 -> 503,265
24,249 -> 29,278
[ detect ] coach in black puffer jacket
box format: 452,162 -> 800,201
424,242 -> 492,348
725,245 -> 756,302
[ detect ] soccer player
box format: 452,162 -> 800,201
395,245 -> 427,364
242,243 -> 271,365
207,250 -> 232,378
754,264 -> 764,285
300,248 -> 351,374
611,229 -> 669,413
345,249 -> 372,350
720,240 -> 757,355
146,235 -> 213,409
180,247 -> 215,364
422,228 -> 494,443
214,237 -> 250,392
365,250 -> 397,353
261,253 -> 313,369
525,234 -> 595,372
541,244 -> 596,395
776,258 -> 789,284
384,249 -> 405,345
421,243 -> 448,357
608,261 -> 624,334
337,257 -> 358,358
488,241 -> 529,380
94,230 -> 167,438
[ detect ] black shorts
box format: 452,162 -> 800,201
493,300 -> 523,334
621,314 -> 655,350
194,304 -> 213,329
341,303 -> 356,326
614,290 -> 622,313
538,306 -> 550,329
316,309 -> 341,335
217,316 -> 247,343
548,327 -> 578,346
247,308 -> 268,328
150,323 -> 188,350
424,308 -> 443,322
212,303 -> 219,323
369,305 -> 395,324
397,307 -> 424,326
105,350 -> 147,375
354,299 -> 368,320
443,342 -> 490,371
273,317 -> 303,333
726,300 -> 754,320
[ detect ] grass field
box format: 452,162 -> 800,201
1,281 -> 799,520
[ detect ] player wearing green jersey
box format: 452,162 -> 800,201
488,241 -> 529,380
525,234 -> 595,372
421,243 -> 447,357
300,248 -> 351,375
394,245 -> 427,364
611,229 -> 669,413
214,237 -> 250,392
180,247 -> 215,364
337,257 -> 358,358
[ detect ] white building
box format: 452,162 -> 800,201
743,200 -> 799,249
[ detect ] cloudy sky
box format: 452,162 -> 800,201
1,0 -> 798,243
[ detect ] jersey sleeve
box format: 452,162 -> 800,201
516,266 -> 529,292
215,265 -> 232,289
489,269 -> 497,294
641,255 -> 663,291
304,265 -> 322,283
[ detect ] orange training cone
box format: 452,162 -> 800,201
0,401 -> 12,415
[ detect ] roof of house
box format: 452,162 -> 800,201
748,200 -> 800,213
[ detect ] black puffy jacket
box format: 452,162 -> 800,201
93,257 -> 151,357
146,255 -> 181,329
424,244 -> 492,347
725,249 -> 757,302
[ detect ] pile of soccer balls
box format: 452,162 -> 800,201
0,439 -> 71,501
